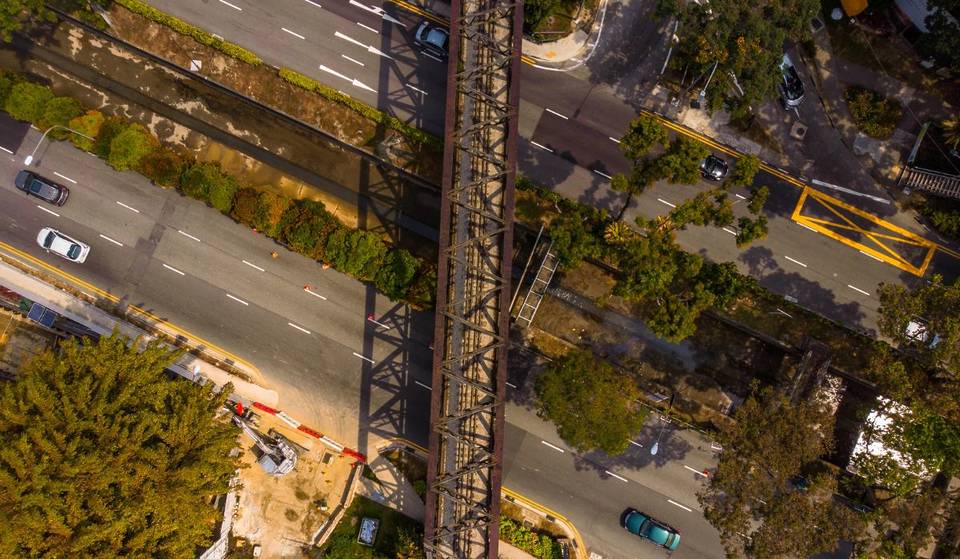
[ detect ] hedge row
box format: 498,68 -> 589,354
0,70 -> 436,308
499,517 -> 563,559
113,0 -> 263,66
277,68 -> 442,150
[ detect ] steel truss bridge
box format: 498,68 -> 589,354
423,0 -> 522,556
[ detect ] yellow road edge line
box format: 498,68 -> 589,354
502,486 -> 589,559
387,0 -> 448,26
0,241 -> 260,375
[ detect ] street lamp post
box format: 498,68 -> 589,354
23,125 -> 95,166
649,417 -> 669,456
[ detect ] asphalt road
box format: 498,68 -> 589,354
0,117 -> 730,559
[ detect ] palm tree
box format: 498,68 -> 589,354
603,221 -> 634,244
943,117 -> 960,152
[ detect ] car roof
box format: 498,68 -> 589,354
29,177 -> 61,198
644,521 -> 672,545
425,28 -> 448,47
49,232 -> 78,255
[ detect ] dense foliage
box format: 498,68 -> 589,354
534,349 -> 647,454
0,334 -> 238,557
844,86 -> 903,140
499,517 -> 564,559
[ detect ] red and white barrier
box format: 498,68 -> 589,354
250,401 -> 365,462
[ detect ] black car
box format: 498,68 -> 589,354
413,20 -> 449,60
15,170 -> 69,206
700,155 -> 729,181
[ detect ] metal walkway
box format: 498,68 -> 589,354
515,243 -> 558,328
423,0 -> 522,556
899,166 -> 960,200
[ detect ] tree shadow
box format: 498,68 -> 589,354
571,420 -> 694,474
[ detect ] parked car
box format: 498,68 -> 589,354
36,227 -> 90,263
15,170 -> 69,206
700,155 -> 729,181
623,509 -> 681,552
414,20 -> 449,60
778,54 -> 805,109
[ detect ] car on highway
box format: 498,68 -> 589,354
700,155 -> 729,181
36,227 -> 90,263
623,509 -> 681,552
15,170 -> 69,206
414,20 -> 449,60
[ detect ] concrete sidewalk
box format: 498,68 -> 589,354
357,450 -> 425,521
0,258 -> 278,407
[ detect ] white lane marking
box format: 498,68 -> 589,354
347,0 -> 404,25
657,198 -> 676,208
36,205 -> 60,217
53,171 -> 76,184
357,22 -> 378,33
405,84 -> 428,96
422,51 -> 443,62
304,0 -> 322,6
784,255 -> 807,268
242,259 -> 265,272
722,227 -> 737,236
605,470 -> 628,482
593,169 -> 612,179
304,288 -> 328,300
319,64 -> 376,93
545,108 -> 569,120
0,145 -> 13,154
99,234 -> 123,247
217,0 -> 242,10
608,136 -> 621,143
342,54 -> 365,66
735,193 -> 747,200
226,293 -> 249,306
506,381 -> 517,388
334,30 -> 392,59
775,307 -> 793,318
281,27 -> 306,40
667,499 -> 693,512
848,284 -> 870,296
859,250 -> 883,262
530,141 -> 554,153
116,201 -> 140,213
289,322 -> 312,334
178,229 -> 201,242
541,440 -> 565,453
629,440 -> 643,448
352,351 -> 376,364
414,380 -> 432,390
162,263 -> 185,276
798,223 -> 818,233
684,465 -> 708,477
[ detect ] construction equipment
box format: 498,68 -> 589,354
233,416 -> 298,477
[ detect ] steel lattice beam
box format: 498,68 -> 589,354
423,0 -> 522,555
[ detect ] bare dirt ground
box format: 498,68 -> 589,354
232,414 -> 355,559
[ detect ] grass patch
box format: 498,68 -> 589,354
313,495 -> 423,559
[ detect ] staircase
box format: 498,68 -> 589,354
515,242 -> 558,328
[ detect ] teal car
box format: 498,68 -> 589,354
623,509 -> 681,552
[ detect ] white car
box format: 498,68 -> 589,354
37,227 -> 90,263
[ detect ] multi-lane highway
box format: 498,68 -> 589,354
144,0 -> 960,336
0,117 -> 728,558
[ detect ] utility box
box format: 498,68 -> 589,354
27,303 -> 58,328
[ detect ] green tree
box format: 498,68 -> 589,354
918,0 -> 960,74
67,110 -> 105,152
0,69 -> 22,106
534,349 -> 647,455
179,162 -> 239,212
619,115 -> 669,162
107,123 -> 155,171
39,96 -> 83,136
844,87 -> 903,140
699,385 -> 864,558
943,116 -> 960,151
877,275 -> 960,375
549,209 -> 603,270
699,261 -> 754,309
729,154 -> 761,187
747,185 -> 769,215
139,147 -> 186,187
656,136 -> 710,185
0,334 -> 238,558
374,249 -> 421,300
3,81 -> 53,123
325,229 -> 387,280
657,0 -> 818,113
735,215 -> 768,247
280,199 -> 340,259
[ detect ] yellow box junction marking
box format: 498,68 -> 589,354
791,187 -> 936,276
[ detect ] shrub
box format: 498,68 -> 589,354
404,266 -> 437,309
114,0 -> 262,65
40,97 -> 84,137
139,148 -> 186,187
499,517 -> 562,559
179,162 -> 238,211
107,124 -> 156,171
375,249 -> 421,300
4,82 -> 54,124
844,86 -> 903,139
0,70 -> 22,107
325,229 -> 387,280
250,191 -> 289,237
95,117 -> 130,158
67,110 -> 105,152
280,200 -> 340,259
231,187 -> 260,228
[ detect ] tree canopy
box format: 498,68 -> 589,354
699,385 -> 864,558
0,334 -> 239,558
877,275 -> 960,375
919,0 -> 960,74
534,349 -> 647,455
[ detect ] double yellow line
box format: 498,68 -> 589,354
0,240 -> 260,375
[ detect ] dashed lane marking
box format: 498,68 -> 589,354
541,440 -> 565,453
605,470 -> 628,482
784,255 -> 807,268
36,205 -> 60,217
98,234 -> 123,247
178,229 -> 201,242
545,108 -> 569,120
352,351 -> 375,363
414,380 -> 432,390
657,198 -> 676,208
848,284 -> 870,296
226,293 -> 249,306
593,169 -> 612,179
116,201 -> 140,213
667,499 -> 694,512
289,322 -> 312,334
53,172 -> 76,183
242,259 -> 265,272
217,0 -> 242,10
281,27 -> 306,40
162,263 -> 185,276
684,465 -> 708,477
530,141 -> 554,153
